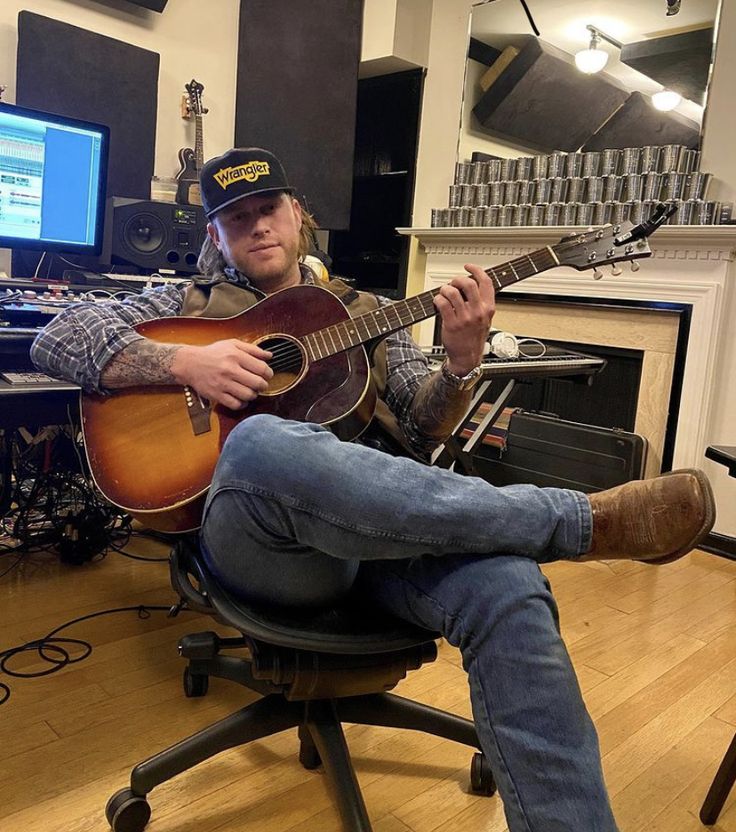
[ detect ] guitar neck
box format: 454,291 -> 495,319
194,114 -> 204,171
302,245 -> 561,363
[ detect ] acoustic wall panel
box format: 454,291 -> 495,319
472,37 -> 629,152
17,12 -> 159,201
235,0 -> 362,230
582,91 -> 700,151
13,11 -> 160,277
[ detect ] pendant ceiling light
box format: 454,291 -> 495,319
575,28 -> 609,74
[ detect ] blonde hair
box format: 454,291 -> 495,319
196,193 -> 320,278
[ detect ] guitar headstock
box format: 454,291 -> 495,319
182,79 -> 208,118
552,202 -> 677,275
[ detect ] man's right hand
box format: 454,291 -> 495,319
171,339 -> 273,410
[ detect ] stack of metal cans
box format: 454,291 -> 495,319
430,144 -> 732,229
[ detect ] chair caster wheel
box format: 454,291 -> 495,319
105,788 -> 151,832
183,666 -> 209,697
470,752 -> 497,796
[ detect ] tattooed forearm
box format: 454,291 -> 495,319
100,339 -> 183,388
410,370 -> 472,443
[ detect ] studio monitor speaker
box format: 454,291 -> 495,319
105,198 -> 207,274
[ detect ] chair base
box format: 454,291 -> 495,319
107,689 -> 491,832
700,732 -> 736,824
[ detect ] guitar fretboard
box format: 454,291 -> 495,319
302,245 -> 560,362
195,115 -> 204,171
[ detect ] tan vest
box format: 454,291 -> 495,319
180,276 -> 416,456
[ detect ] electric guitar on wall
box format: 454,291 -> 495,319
175,79 -> 207,206
81,205 -> 676,533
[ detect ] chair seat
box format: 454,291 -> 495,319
173,538 -> 441,655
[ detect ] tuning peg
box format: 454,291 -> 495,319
610,264 -> 622,276
593,268 -> 603,280
630,261 -> 640,272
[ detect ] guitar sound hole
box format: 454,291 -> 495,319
260,335 -> 305,394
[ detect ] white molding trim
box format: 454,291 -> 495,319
402,225 -> 733,471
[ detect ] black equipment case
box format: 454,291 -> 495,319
472,410 -> 648,493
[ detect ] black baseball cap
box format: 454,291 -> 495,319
199,147 -> 294,219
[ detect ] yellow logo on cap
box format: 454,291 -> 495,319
213,161 -> 271,190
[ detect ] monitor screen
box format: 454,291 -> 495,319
0,102 -> 109,256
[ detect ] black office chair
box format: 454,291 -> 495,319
105,537 -> 496,832
700,446 -> 736,826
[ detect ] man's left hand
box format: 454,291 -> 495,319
433,263 -> 495,375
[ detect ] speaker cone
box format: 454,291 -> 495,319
123,213 -> 166,254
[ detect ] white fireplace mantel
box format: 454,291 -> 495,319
398,225 -> 736,523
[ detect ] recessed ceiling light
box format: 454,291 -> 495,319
652,89 -> 682,111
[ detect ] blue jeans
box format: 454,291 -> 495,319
200,415 -> 618,832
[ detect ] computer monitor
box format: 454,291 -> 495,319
0,102 -> 109,257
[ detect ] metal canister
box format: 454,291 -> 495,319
476,183 -> 491,207
532,155 -> 548,179
517,180 -> 536,203
500,158 -> 517,180
431,208 -> 449,227
482,205 -> 499,226
503,180 -> 520,205
629,200 -> 644,224
496,205 -> 513,226
512,204 -> 530,226
566,177 -> 585,202
516,157 -> 533,180
550,177 -> 568,203
547,152 -> 566,178
489,181 -> 504,205
602,175 -> 621,202
582,151 -> 601,177
565,152 -> 583,178
640,146 -> 660,173
448,184 -> 463,207
470,162 -> 486,184
685,172 -> 712,200
592,201 -> 611,225
534,178 -> 552,204
487,159 -> 502,182
600,149 -> 621,176
692,200 -> 717,225
612,202 -> 631,224
544,202 -> 562,226
468,206 -> 485,227
659,145 -> 684,172
561,202 -> 581,225
622,174 -> 643,202
585,176 -> 604,203
460,184 -> 475,206
620,147 -> 641,175
454,162 -> 472,184
642,172 -> 662,201
455,206 -> 470,227
670,200 -> 693,225
679,149 -> 698,173
576,203 -> 594,226
449,207 -> 461,226
661,172 -> 685,201
527,203 -> 545,226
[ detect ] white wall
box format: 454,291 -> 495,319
0,0 -> 241,275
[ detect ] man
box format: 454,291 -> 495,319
32,147 -> 715,831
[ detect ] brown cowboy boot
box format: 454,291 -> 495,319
581,468 -> 716,564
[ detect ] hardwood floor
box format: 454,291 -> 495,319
3,544 -> 736,831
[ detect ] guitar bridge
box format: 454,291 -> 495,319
184,386 -> 212,435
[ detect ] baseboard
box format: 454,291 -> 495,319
699,532 -> 736,561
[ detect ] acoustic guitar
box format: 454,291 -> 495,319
175,79 -> 207,206
81,209 -> 673,532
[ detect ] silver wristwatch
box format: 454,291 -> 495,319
440,361 -> 482,391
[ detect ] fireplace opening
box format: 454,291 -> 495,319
505,340 -> 644,432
